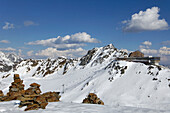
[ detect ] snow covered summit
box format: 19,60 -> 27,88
0,51 -> 23,72
0,44 -> 170,111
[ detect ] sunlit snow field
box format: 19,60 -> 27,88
0,101 -> 169,113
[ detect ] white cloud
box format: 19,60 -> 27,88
2,22 -> 14,30
140,48 -> 158,54
159,46 -> 170,55
161,40 -> 170,45
123,7 -> 169,32
0,40 -> 10,43
27,32 -> 99,49
35,47 -> 87,58
142,41 -> 152,46
0,47 -> 16,51
27,50 -> 34,56
24,20 -> 38,26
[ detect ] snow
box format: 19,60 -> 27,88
0,101 -> 169,113
0,44 -> 170,112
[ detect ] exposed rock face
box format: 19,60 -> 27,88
79,44 -> 128,67
79,48 -> 97,66
129,51 -> 144,58
82,93 -> 104,105
0,44 -> 128,77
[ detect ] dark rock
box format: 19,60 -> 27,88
82,93 -> 104,105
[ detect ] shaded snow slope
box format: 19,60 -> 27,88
0,101 -> 169,113
0,44 -> 170,111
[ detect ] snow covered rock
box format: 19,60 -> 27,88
0,44 -> 169,111
0,51 -> 23,72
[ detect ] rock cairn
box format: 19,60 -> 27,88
42,92 -> 61,102
0,74 -> 61,111
19,83 -> 48,111
25,83 -> 41,95
0,90 -> 4,101
0,90 -> 4,97
82,93 -> 104,105
0,74 -> 25,101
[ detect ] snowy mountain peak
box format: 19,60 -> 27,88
0,44 -> 170,112
102,43 -> 115,50
0,51 -> 23,72
79,44 -> 128,67
6,53 -> 23,63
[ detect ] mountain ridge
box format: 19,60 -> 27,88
0,44 -> 170,110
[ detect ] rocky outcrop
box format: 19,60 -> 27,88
79,48 -> 97,66
82,93 -> 104,105
129,51 -> 144,57
0,74 -> 61,111
80,44 -> 128,67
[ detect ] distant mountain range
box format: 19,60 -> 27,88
0,51 -> 23,72
0,44 -> 170,110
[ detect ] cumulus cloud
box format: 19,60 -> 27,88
27,50 -> 34,56
2,22 -> 14,30
0,47 -> 16,51
0,40 -> 10,44
35,47 -> 87,58
159,46 -> 170,55
27,32 -> 100,49
24,20 -> 38,26
142,41 -> 152,46
161,40 -> 170,46
140,48 -> 158,54
139,41 -> 152,50
123,7 -> 169,32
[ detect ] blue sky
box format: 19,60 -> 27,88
0,0 -> 170,64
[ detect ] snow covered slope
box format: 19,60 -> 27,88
0,44 -> 170,111
0,101 -> 169,113
0,51 -> 22,72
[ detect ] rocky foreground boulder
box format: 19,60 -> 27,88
82,93 -> 104,105
0,74 -> 61,111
